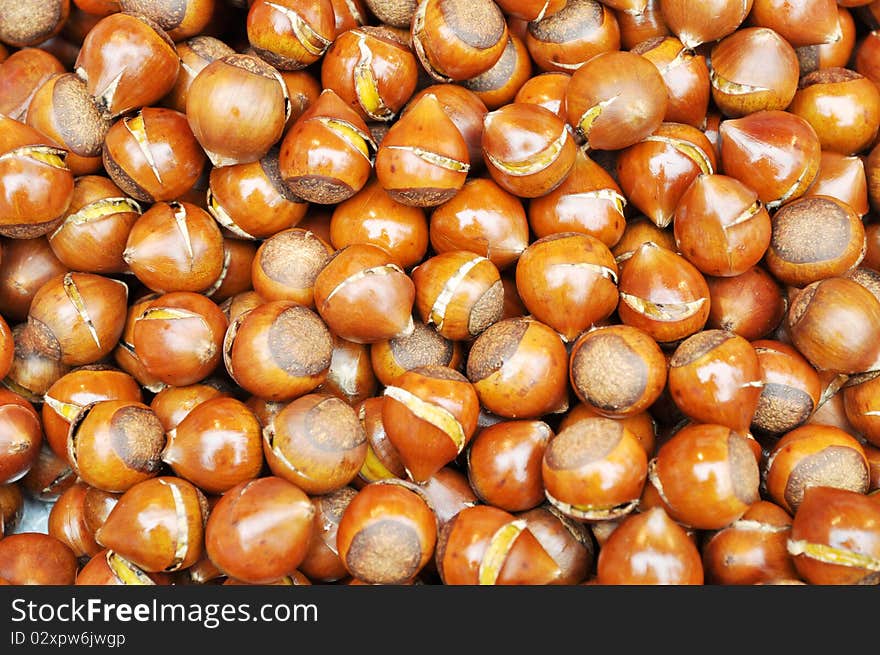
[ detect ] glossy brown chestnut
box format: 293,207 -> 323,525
435,503 -> 560,584
543,416 -> 647,522
313,243 -> 416,344
618,123 -> 717,230
321,26 -> 419,122
247,0 -> 335,71
0,115 -> 74,239
382,366 -> 479,483
631,36 -> 710,128
419,467 -> 478,528
596,506 -> 703,584
111,293 -> 165,394
659,0 -> 750,49
67,399 -> 166,493
702,500 -> 798,585
787,485 -> 880,584
119,0 -> 216,41
27,271 -> 128,367
616,0 -> 670,50
162,36 -> 235,114
330,178 -> 428,270
0,390 -> 42,484
795,5 -> 855,73
0,533 -> 77,585
765,424 -> 869,514
524,0 -> 620,73
529,149 -> 626,247
4,323 -> 70,404
74,12 -> 179,119
466,316 -> 569,419
48,481 -> 102,559
786,277 -> 880,374
163,397 -> 263,494
617,242 -> 710,346
369,322 -> 460,389
280,89 -> 376,205
315,335 -> 378,406
569,324 -> 666,419
47,176 -> 141,275
299,486 -> 358,582
709,27 -> 799,118
705,266 -> 786,341
559,402 -> 656,456
806,151 -> 869,218
131,291 -> 227,387
482,102 -> 576,199
411,0 -> 508,82
751,339 -> 823,438
0,48 -> 66,122
187,53 -> 289,167
19,443 -> 75,502
514,71 -> 569,119
355,396 -> 407,484
650,422 -> 760,530
223,300 -> 333,402
718,110 -> 822,210
336,480 -> 437,584
516,504 -> 594,584
206,476 -> 314,584
749,0 -> 841,48
461,33 -> 532,111
75,549 -> 170,585
249,227 -> 331,306
610,216 -> 676,269
42,366 -> 142,463
0,236 -> 66,323
123,201 -> 224,294
264,393 -> 367,494
102,107 -> 206,204
844,373 -> 880,447
565,49 -> 667,152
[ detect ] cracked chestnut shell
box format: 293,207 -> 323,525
247,0 -> 335,71
524,0 -> 619,73
96,476 -> 207,573
0,390 -> 42,485
751,339 -> 822,438
48,482 -> 104,560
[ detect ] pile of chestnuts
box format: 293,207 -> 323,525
2,0 -> 880,587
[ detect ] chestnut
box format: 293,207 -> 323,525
461,33 -> 533,111
559,402 -> 656,456
0,236 -> 66,323
25,72 -> 110,176
321,26 -> 419,122
482,102 -> 577,199
0,390 -> 42,484
706,266 -> 786,341
119,0 -> 216,41
709,27 -> 799,118
370,321 -> 461,388
223,300 -> 333,402
382,365 -> 479,483
786,276 -> 880,374
149,379 -> 230,434
542,416 -> 647,522
844,373 -> 880,447
565,49 -> 667,152
375,92 -> 470,207
610,216 -> 676,268
75,549 -> 171,585
528,149 -> 626,247
313,243 -> 416,344
805,151 -> 869,218
596,506 -> 703,584
355,396 -> 407,484
795,5 -> 855,73
111,293 -> 166,394
751,339 -> 823,438
42,365 -> 142,463
251,227 -> 332,307
514,71 -> 570,119
719,110 -> 822,210
67,399 -> 166,493
516,504 -> 594,584
631,36 -> 710,128
764,423 -> 869,514
0,115 -> 74,239
27,271 -> 128,367
466,316 -> 569,419
187,53 -> 289,167
649,422 -> 760,530
123,200 -> 224,294
19,442 -> 76,502
435,503 -> 560,584
48,175 -> 141,275
74,12 -> 179,119
494,0 -> 565,21
702,500 -> 798,585
299,486 -> 358,582
749,0 -> 842,48
162,397 -> 263,494
264,392 -> 367,494
102,107 -> 206,204
616,0 -> 670,50
48,481 -> 102,560
279,89 -> 376,205
412,251 -> 503,342
660,0 -> 751,49
617,242 -> 710,346
330,178 -> 429,270
0,0 -> 70,48
0,48 -> 66,122
419,466 -> 478,528
0,533 -> 78,585
410,0 -> 508,82
315,335 -> 378,406
787,485 -> 880,585
162,36 -> 235,114
617,123 -> 717,230
524,0 -> 619,73
788,68 -> 880,156
246,0 -> 335,71
206,476 -> 314,584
